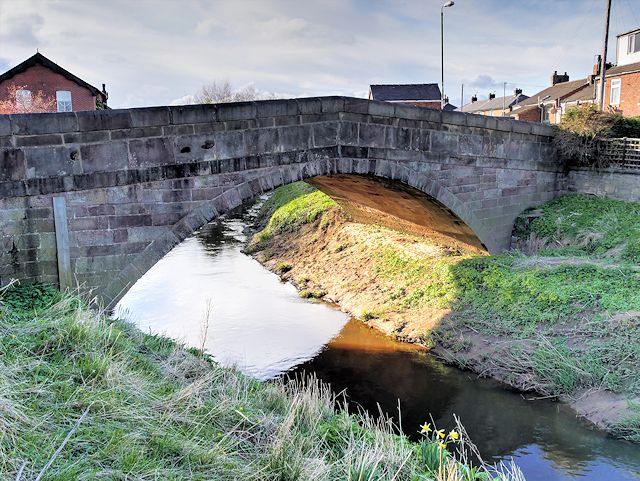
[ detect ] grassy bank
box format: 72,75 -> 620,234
0,283 -> 521,481
249,182 -> 640,441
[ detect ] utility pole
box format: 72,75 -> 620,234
461,83 -> 464,111
598,0 -> 612,111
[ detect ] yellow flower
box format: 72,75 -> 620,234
449,430 -> 460,441
436,429 -> 445,439
420,422 -> 431,434
438,442 -> 447,449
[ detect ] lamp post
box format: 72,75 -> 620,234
441,1 -> 455,109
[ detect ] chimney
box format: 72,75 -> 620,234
471,95 -> 478,103
593,55 -> 601,75
551,71 -> 570,85
514,88 -> 523,96
488,93 -> 496,100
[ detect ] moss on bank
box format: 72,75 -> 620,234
0,283 -> 513,481
249,183 -> 640,441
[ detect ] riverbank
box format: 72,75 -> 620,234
247,182 -> 640,442
1,283 -> 517,480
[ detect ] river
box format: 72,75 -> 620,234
114,201 -> 640,481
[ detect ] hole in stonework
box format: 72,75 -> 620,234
201,140 -> 215,150
180,146 -> 191,153
70,150 -> 79,160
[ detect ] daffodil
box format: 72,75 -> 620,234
438,442 -> 447,449
420,422 -> 431,434
436,429 -> 445,439
449,430 -> 460,441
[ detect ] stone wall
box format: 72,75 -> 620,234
568,167 -> 640,202
0,96 -> 561,305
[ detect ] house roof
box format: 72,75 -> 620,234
601,60 -> 640,77
516,78 -> 591,107
510,104 -> 539,117
442,102 -> 457,112
459,93 -> 529,113
616,27 -> 640,38
0,52 -> 105,99
369,83 -> 441,102
562,83 -> 596,103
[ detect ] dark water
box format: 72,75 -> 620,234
115,203 -> 640,481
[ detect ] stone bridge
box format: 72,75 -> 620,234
0,96 -> 564,306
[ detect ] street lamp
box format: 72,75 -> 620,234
441,1 -> 454,109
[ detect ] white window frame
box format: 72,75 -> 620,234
56,90 -> 72,112
610,79 -> 621,106
628,33 -> 640,54
15,89 -> 32,108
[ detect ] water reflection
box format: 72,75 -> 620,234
115,203 -> 640,481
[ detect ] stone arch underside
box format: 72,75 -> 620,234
102,161 -> 492,308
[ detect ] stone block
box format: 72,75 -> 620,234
63,130 -> 110,144
0,116 -> 10,136
368,101 -> 395,118
278,125 -> 312,151
430,131 -> 458,153
214,130 -> 245,159
256,99 -> 298,118
442,110 -> 467,126
77,110 -> 132,131
163,124 -> 195,136
216,102 -> 257,121
10,112 -> 78,135
312,122 -> 338,148
15,134 -> 63,147
110,126 -> 163,140
129,106 -> 170,127
358,123 -> 386,148
80,141 -> 129,173
170,104 -> 217,124
0,149 -> 26,181
458,134 -> 483,156
244,128 -> 280,156
321,97 -> 345,114
129,137 -> 175,168
410,129 -> 430,151
23,145 -> 82,179
296,98 -> 323,115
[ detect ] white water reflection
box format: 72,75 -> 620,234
115,209 -> 348,380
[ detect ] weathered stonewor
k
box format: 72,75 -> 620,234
0,97 -> 568,306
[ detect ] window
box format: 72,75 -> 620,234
628,33 -> 640,54
541,105 -> 550,123
15,89 -> 32,108
610,79 -> 621,106
56,90 -> 72,112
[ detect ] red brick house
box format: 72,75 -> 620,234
369,83 -> 442,109
0,52 -> 108,113
595,28 -> 640,117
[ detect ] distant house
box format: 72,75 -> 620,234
510,72 -> 595,124
594,27 -> 640,117
369,83 -> 442,109
458,89 -> 528,117
0,52 -> 108,113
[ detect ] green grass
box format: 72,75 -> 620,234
252,182 -> 338,245
516,194 -> 640,260
1,284 -> 517,480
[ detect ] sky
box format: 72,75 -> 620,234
0,0 -> 639,109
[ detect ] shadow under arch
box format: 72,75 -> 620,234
104,160 -> 491,308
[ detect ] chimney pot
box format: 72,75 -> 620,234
514,88 -> 523,95
471,95 -> 478,103
489,93 -> 496,100
551,71 -> 570,85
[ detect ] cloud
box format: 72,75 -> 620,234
0,0 -> 636,108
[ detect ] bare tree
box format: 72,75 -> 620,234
193,80 -> 278,104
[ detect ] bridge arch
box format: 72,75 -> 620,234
0,96 -> 561,306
